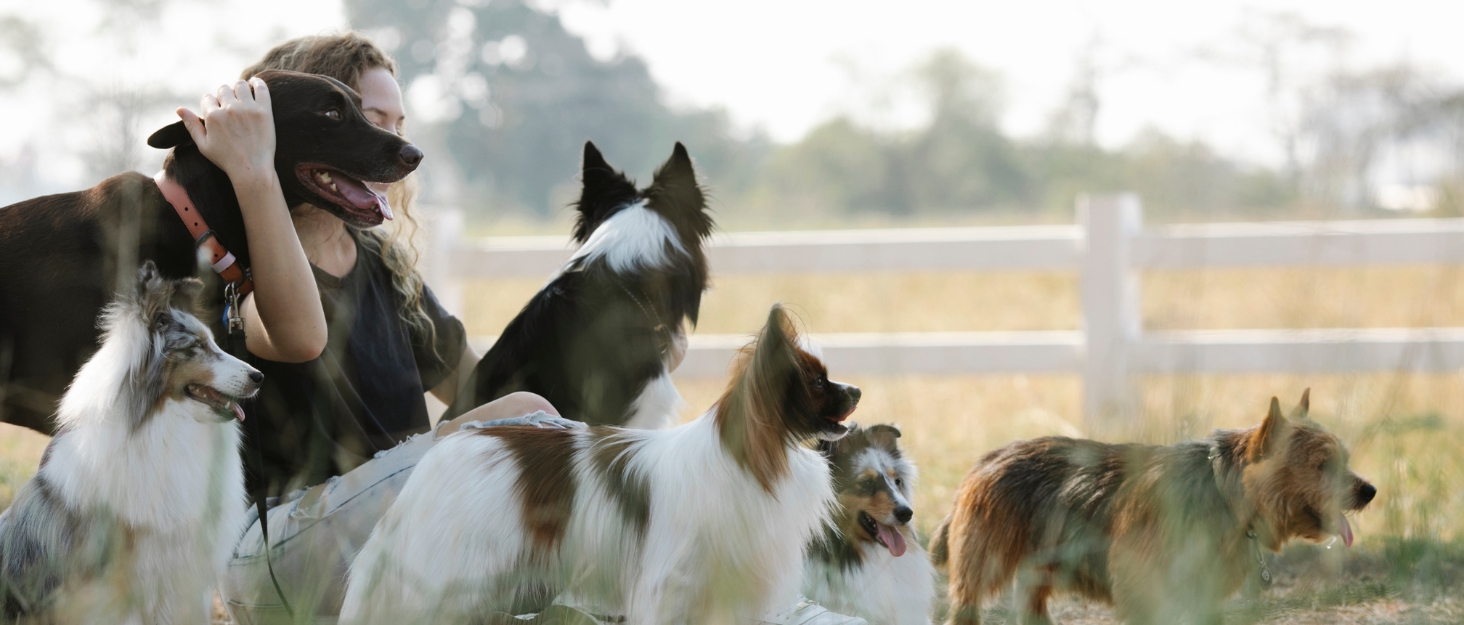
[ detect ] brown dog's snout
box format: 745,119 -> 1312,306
399,144 -> 424,168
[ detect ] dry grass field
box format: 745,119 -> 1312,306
7,264 -> 1464,623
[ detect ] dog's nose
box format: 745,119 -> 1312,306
399,144 -> 424,167
847,385 -> 861,405
1357,483 -> 1377,506
249,370 -> 264,384
894,506 -> 913,524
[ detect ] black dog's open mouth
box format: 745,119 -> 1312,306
295,165 -> 392,226
186,383 -> 246,422
858,510 -> 908,557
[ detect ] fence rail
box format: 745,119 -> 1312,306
425,195 -> 1464,427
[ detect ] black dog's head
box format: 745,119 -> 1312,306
569,142 -> 715,327
148,70 -> 421,228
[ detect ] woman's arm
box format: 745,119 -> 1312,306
177,78 -> 327,362
428,344 -> 479,404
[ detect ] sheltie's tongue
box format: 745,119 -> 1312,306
1340,514 -> 1354,548
232,403 -> 246,422
877,523 -> 907,557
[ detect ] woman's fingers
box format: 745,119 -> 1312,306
232,80 -> 253,104
249,77 -> 270,108
216,83 -> 238,105
176,108 -> 206,144
200,92 -> 220,116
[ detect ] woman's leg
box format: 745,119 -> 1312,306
437,391 -> 560,435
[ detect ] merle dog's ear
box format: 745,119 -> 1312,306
572,141 -> 638,244
867,424 -> 902,450
147,121 -> 193,149
131,261 -> 173,325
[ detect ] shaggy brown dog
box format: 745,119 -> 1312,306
931,391 -> 1375,625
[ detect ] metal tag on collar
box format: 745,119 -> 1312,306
1246,530 -> 1273,589
224,282 -> 244,334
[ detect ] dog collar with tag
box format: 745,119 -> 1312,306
153,170 -> 254,297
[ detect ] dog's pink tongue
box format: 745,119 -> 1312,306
1340,514 -> 1354,548
877,523 -> 907,557
232,403 -> 246,422
375,193 -> 393,221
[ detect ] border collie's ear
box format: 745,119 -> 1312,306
648,142 -> 706,218
147,121 -> 193,150
572,141 -> 638,244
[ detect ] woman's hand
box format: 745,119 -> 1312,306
176,78 -> 276,185
173,77 -> 326,363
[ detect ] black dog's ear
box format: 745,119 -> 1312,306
147,121 -> 193,149
571,141 -> 639,244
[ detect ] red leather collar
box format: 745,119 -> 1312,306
153,170 -> 254,296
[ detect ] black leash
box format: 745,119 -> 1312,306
222,284 -> 296,618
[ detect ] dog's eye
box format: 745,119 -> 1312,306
813,377 -> 825,389
894,477 -> 904,488
323,109 -> 341,120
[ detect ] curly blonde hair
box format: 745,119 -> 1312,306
243,32 -> 440,360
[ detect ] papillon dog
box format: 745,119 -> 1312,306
804,424 -> 935,625
0,262 -> 259,622
442,142 -> 714,430
341,304 -> 859,624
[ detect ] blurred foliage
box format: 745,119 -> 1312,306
346,0 -> 768,216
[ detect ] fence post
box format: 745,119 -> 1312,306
420,206 -> 465,317
1079,194 -> 1142,432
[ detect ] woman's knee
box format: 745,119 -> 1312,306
495,391 -> 559,417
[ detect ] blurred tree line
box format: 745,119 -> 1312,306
3,1 -> 1463,225
349,0 -> 1304,224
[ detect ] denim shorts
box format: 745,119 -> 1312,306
221,412 -> 564,625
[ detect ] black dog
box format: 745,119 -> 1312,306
0,70 -> 421,434
442,142 -> 713,428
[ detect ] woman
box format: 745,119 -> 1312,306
177,33 -> 565,620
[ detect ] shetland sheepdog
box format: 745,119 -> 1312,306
442,141 -> 714,429
341,304 -> 859,624
0,262 -> 258,622
804,424 -> 935,625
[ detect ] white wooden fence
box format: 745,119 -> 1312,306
420,195 -> 1464,428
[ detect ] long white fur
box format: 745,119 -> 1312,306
620,372 -> 683,430
566,200 -> 685,274
37,306 -> 250,623
340,410 -> 835,624
804,446 -> 935,625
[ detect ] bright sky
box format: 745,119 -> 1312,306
559,0 -> 1464,164
2,0 -> 1460,189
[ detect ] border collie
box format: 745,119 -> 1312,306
442,141 -> 713,429
805,424 -> 935,625
0,262 -> 259,622
341,305 -> 858,624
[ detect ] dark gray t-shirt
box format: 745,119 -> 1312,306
238,235 -> 465,497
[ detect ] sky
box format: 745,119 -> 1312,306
1,0 -> 1461,191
